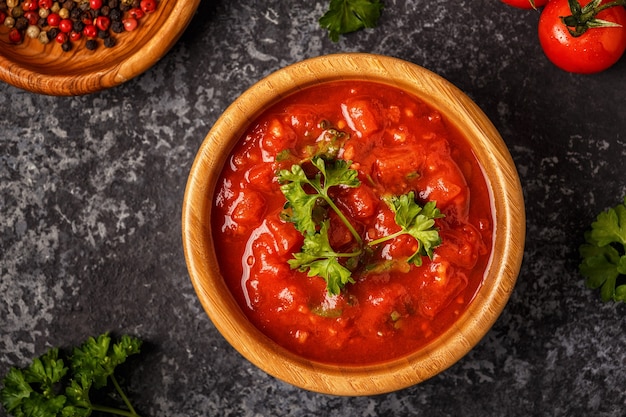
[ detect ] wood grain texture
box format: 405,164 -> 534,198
0,0 -> 200,96
182,53 -> 526,396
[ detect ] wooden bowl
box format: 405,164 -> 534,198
182,53 -> 525,396
0,0 -> 199,96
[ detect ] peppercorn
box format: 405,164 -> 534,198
11,5 -> 23,17
110,18 -> 122,32
108,7 -> 120,20
69,6 -> 79,18
14,15 -> 27,29
96,28 -> 107,38
61,39 -> 71,51
72,18 -> 82,31
85,38 -> 96,49
3,15 -> 14,26
103,34 -> 114,47
47,26 -> 59,39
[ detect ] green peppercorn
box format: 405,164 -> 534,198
11,6 -> 23,18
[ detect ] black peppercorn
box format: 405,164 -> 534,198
73,20 -> 84,32
103,36 -> 115,48
61,41 -> 72,52
85,39 -> 97,50
62,1 -> 74,11
14,16 -> 28,31
70,7 -> 81,20
47,27 -> 60,40
79,2 -> 90,11
109,8 -> 121,21
108,0 -> 119,9
100,5 -> 110,15
110,20 -> 123,33
97,29 -> 109,39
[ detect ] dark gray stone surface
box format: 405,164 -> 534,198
1,0 -> 625,415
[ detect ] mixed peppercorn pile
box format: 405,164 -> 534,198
0,0 -> 157,51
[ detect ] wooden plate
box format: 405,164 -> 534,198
0,0 -> 199,96
182,53 -> 526,396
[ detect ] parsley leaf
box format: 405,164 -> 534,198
370,192 -> 444,266
319,0 -> 384,42
278,156 -> 443,295
1,333 -> 143,417
278,156 -> 361,240
579,196 -> 626,302
289,220 -> 358,295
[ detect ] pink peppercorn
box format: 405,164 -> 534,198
8,27 -> 23,43
89,0 -> 102,10
23,10 -> 39,25
55,32 -> 67,44
140,0 -> 156,14
69,30 -> 81,41
38,0 -> 53,9
58,18 -> 73,33
122,17 -> 137,31
47,12 -> 60,26
22,0 -> 38,11
82,23 -> 97,38
95,15 -> 110,31
128,7 -> 144,20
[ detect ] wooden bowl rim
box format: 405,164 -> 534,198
182,53 -> 526,396
0,0 -> 200,96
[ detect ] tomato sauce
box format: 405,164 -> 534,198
212,81 -> 493,365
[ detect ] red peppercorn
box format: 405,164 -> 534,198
95,15 -> 110,31
58,18 -> 73,32
38,0 -> 53,9
0,11 -> 6,25
24,10 -> 39,25
139,0 -> 156,13
8,27 -> 23,43
47,12 -> 60,26
82,23 -> 97,38
128,7 -> 144,19
69,30 -> 81,41
89,0 -> 103,10
55,32 -> 67,44
22,0 -> 38,11
122,17 -> 137,31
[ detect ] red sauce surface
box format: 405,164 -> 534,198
212,81 -> 493,365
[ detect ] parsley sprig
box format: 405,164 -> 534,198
278,156 -> 443,295
579,196 -> 626,302
1,333 -> 142,417
319,0 -> 384,42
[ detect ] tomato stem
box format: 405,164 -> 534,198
562,0 -> 626,37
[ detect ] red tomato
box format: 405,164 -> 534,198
501,0 -> 547,9
538,0 -> 626,73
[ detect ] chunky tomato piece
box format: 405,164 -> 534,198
341,98 -> 383,138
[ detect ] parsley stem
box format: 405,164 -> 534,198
90,404 -> 140,417
322,196 -> 363,245
110,374 -> 139,416
367,230 -> 406,247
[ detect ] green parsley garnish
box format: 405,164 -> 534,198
579,196 -> 626,302
278,156 -> 443,295
1,333 -> 143,417
319,0 -> 384,42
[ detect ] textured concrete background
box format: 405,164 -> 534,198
1,0 -> 625,415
